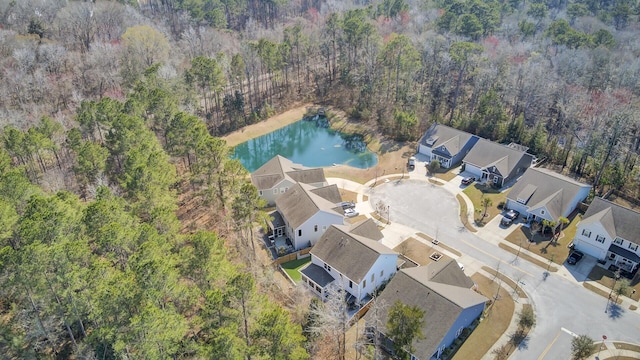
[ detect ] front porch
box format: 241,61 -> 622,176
604,244 -> 640,275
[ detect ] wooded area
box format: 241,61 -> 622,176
1,0 -> 640,358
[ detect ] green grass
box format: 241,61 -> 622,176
281,257 -> 311,282
463,184 -> 511,224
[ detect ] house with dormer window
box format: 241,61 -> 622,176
417,124 -> 479,168
573,197 -> 640,274
462,139 -> 534,188
300,219 -> 397,303
505,167 -> 591,224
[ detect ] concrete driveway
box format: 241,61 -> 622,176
366,178 -> 640,360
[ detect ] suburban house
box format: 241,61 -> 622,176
572,197 -> 640,275
273,182 -> 344,250
301,219 -> 396,303
364,260 -> 487,360
462,139 -> 534,187
251,155 -> 327,206
417,124 -> 479,169
505,167 -> 591,225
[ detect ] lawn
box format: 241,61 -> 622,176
463,183 -> 511,225
587,266 -> 640,302
452,273 -> 515,360
432,166 -> 460,182
393,237 -> 452,266
280,257 -> 311,282
504,211 -> 582,266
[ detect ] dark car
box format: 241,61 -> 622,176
567,251 -> 584,265
500,209 -> 520,226
461,176 -> 476,185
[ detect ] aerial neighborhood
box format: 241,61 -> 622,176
253,123 -> 640,360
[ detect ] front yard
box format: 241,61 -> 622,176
463,183 -> 511,225
504,211 -> 581,265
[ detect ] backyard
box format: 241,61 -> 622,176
463,183 -> 511,225
280,257 -> 311,282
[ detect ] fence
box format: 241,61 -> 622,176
272,248 -> 311,265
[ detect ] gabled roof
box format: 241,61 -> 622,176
364,261 -> 487,359
463,139 -> 532,177
582,197 -> 640,245
311,223 -> 396,283
419,124 -> 477,156
309,184 -> 342,204
276,183 -> 342,229
251,155 -> 326,190
507,167 -> 591,220
349,218 -> 384,241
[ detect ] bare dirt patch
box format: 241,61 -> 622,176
394,237 -> 452,266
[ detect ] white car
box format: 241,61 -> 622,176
344,208 -> 359,218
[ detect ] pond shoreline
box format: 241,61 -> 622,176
222,104 -> 417,184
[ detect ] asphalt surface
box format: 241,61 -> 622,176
366,179 -> 640,360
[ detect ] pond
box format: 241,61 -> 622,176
232,118 -> 378,172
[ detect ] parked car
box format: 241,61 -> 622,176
500,209 -> 520,226
340,201 -> 355,209
344,208 -> 359,218
461,176 -> 475,185
407,156 -> 416,170
567,250 -> 584,265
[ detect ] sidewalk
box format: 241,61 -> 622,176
328,167 -> 640,357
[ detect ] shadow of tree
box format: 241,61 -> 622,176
510,330 -> 530,350
606,303 -> 624,319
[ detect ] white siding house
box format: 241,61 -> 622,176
573,197 -> 640,274
302,220 -> 398,302
505,167 -> 591,224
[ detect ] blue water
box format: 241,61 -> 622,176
232,119 -> 378,172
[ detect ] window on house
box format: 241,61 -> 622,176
298,229 -> 302,237
540,210 -> 545,215
629,243 -> 639,251
280,188 -> 286,194
380,270 -> 384,277
314,225 -> 318,232
324,263 -> 331,272
596,235 -> 605,243
363,280 -> 366,288
371,273 -> 375,283
456,327 -> 463,337
582,229 -> 591,238
258,190 -> 263,196
614,238 -> 623,245
349,280 -> 353,288
493,177 -> 499,183
273,189 -> 278,194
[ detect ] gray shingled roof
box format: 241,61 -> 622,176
300,263 -> 335,287
582,197 -> 640,245
349,218 -> 384,241
311,224 -> 396,283
276,183 -> 342,229
364,261 -> 487,359
463,139 -> 531,177
419,124 -> 477,156
250,155 -> 326,190
309,184 -> 342,204
507,167 -> 591,220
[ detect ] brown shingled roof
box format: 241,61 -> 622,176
250,155 -> 326,190
276,183 -> 342,229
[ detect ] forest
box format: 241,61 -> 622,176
0,0 -> 639,358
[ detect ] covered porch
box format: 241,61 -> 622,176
606,244 -> 640,274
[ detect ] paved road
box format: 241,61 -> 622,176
366,180 -> 640,360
